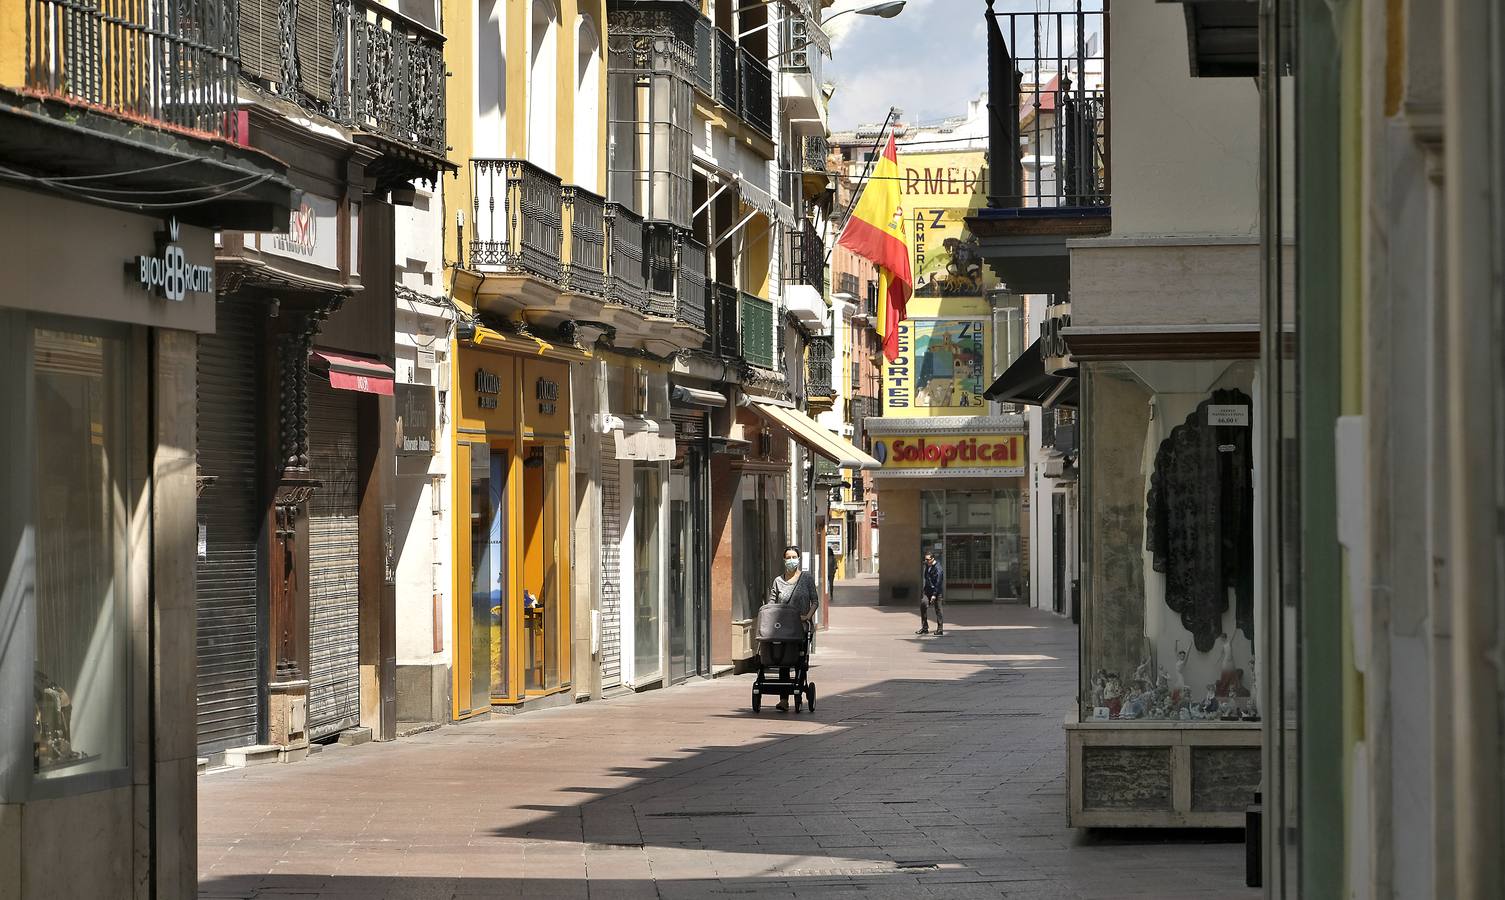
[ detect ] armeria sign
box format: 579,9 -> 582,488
871,434 -> 1026,473
132,218 -> 213,301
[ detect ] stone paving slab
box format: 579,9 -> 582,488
199,578 -> 1256,899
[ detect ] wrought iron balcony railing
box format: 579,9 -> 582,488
470,159 -> 563,283
989,7 -> 1107,210
235,0 -> 446,158
738,49 -> 773,138
801,135 -> 830,173
645,222 -> 678,318
604,203 -> 648,313
24,0 -> 241,139
740,292 -> 775,369
787,218 -> 826,295
678,238 -> 709,332
691,13 -> 714,97
713,28 -> 740,115
562,186 -> 607,297
347,0 -> 447,156
806,335 -> 835,398
711,283 -> 740,358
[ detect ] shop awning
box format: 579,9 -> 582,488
312,350 -> 394,396
671,385 -> 728,407
984,339 -> 1077,409
748,399 -> 881,470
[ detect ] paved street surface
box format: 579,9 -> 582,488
199,578 -> 1255,899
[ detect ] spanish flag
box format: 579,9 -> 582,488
837,134 -> 912,362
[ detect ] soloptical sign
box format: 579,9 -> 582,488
871,434 -> 1026,476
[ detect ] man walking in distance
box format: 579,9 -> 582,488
917,551 -> 945,636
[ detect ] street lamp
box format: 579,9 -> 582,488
738,0 -> 908,42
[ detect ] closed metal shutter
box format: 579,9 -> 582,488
599,434 -> 621,688
195,300 -> 262,755
307,376 -> 361,740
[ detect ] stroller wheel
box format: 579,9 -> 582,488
752,691 -> 762,713
806,684 -> 816,712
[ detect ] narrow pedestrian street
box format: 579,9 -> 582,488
198,579 -> 1253,900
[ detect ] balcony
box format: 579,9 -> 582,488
236,0 -> 449,184
968,5 -> 1109,295
470,158 -> 620,324
806,335 -> 836,412
785,219 -> 828,328
8,0 -> 293,228
781,11 -> 829,128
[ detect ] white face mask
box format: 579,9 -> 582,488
784,558 -> 800,573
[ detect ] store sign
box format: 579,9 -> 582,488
1207,404 -> 1250,427
475,368 -> 501,409
131,218 -> 214,301
884,318 -> 990,415
871,434 -> 1025,471
536,377 -> 559,416
395,383 -> 435,456
259,194 -> 339,270
1041,304 -> 1073,374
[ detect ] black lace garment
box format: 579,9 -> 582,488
1145,389 -> 1255,651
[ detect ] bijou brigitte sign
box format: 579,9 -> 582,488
131,218 -> 213,301
871,434 -> 1025,474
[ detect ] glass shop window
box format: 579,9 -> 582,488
1080,359 -> 1261,725
29,325 -> 133,785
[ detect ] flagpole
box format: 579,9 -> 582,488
825,105 -> 899,273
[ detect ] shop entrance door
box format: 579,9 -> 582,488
522,444 -> 564,693
1052,493 -> 1066,614
463,444 -> 508,715
943,533 -> 994,600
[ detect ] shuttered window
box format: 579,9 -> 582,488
599,434 -> 621,688
237,0 -> 336,103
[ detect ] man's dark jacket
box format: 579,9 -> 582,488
923,561 -> 944,598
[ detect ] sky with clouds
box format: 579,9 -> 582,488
824,0 -> 1068,131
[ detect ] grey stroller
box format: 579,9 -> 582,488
751,601 -> 816,713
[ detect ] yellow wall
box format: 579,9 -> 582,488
0,3 -> 23,87
742,206 -> 772,297
442,0 -> 610,289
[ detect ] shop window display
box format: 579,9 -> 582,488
19,324 -> 133,785
918,489 -> 1022,601
1081,360 -> 1260,724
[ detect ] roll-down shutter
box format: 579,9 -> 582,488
599,433 -> 622,688
307,376 -> 361,739
196,300 -> 263,755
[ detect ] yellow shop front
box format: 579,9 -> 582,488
452,329 -> 581,718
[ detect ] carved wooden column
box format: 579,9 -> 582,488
265,298 -> 341,755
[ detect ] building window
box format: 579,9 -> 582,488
919,489 -> 1022,601
734,472 -> 787,621
607,16 -> 693,226
2,315 -> 135,798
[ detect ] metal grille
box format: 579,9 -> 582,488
195,300 -> 262,754
25,0 -> 242,139
306,376 -> 361,740
713,283 -> 740,357
738,48 -> 772,138
599,435 -> 621,688
713,27 -> 739,114
563,186 -> 608,297
690,13 -> 713,96
605,203 -> 648,312
677,238 -> 709,332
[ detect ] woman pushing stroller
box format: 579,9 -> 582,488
753,546 -> 819,713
